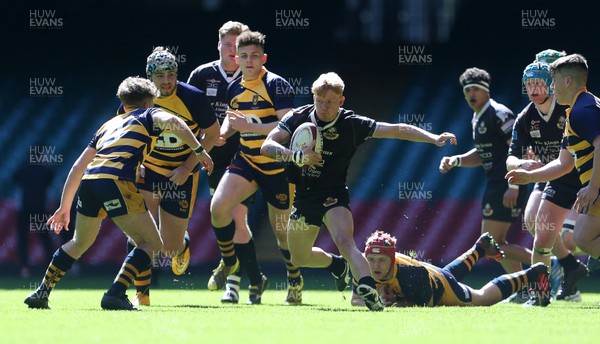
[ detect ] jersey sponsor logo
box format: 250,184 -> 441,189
206,78 -> 220,88
477,122 -> 487,134
482,203 -> 494,217
207,88 -> 218,97
252,94 -> 259,106
530,130 -> 541,138
104,199 -> 122,211
323,127 -> 339,140
323,197 -> 338,207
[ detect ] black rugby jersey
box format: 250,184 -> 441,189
279,104 -> 377,192
187,60 -> 241,169
471,99 -> 515,181
509,100 -> 580,188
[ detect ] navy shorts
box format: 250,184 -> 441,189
137,168 -> 197,219
482,180 -> 527,222
291,189 -> 351,226
542,180 -> 579,209
77,179 -> 147,218
208,165 -> 255,207
227,154 -> 290,210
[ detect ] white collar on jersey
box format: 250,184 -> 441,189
473,99 -> 492,120
534,96 -> 556,123
310,108 -> 342,131
218,63 -> 241,83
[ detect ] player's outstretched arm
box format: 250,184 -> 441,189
372,122 -> 457,146
47,147 -> 96,234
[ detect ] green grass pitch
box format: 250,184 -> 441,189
3,286 -> 600,344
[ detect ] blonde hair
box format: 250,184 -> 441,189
311,72 -> 345,96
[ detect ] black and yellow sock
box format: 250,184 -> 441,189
37,247 -> 76,296
279,248 -> 301,286
325,254 -> 346,276
134,269 -> 152,296
442,244 -> 484,282
491,267 -> 540,299
213,221 -> 236,266
236,238 -> 262,286
558,253 -> 581,274
357,276 -> 377,289
107,248 -> 151,296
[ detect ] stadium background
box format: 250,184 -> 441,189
2,0 -> 600,279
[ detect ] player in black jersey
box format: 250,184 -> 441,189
507,54 -> 600,303
188,21 -> 268,305
439,67 -> 531,276
261,72 -> 457,311
24,77 -> 213,310
507,54 -> 587,305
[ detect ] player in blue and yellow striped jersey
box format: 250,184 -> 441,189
126,47 -> 220,306
188,21 -> 269,305
209,30 -> 304,304
24,77 -> 213,310
354,231 -> 550,307
507,54 -> 600,272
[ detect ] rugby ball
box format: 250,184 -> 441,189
289,122 -> 323,166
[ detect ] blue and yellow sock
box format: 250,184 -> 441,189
442,244 -> 484,282
491,266 -> 540,299
107,248 -> 151,296
213,221 -> 236,266
37,247 -> 76,296
279,248 -> 302,286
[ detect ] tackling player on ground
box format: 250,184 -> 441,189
355,230 -> 550,307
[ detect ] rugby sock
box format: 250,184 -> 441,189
558,253 -> 581,274
213,221 -> 237,266
107,248 -> 151,296
325,254 -> 346,277
134,269 -> 152,296
443,244 -> 484,282
491,267 -> 539,299
126,239 -> 135,254
357,276 -> 377,289
235,239 -> 262,286
279,248 -> 302,286
37,248 -> 76,296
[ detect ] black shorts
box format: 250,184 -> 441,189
542,180 -> 579,209
136,168 -> 197,219
482,180 -> 527,222
208,165 -> 255,207
534,182 -> 547,192
77,179 -> 147,218
291,189 -> 351,226
227,154 -> 289,210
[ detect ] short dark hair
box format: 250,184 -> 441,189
459,67 -> 491,89
549,54 -> 588,76
236,30 -> 266,51
116,77 -> 159,108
